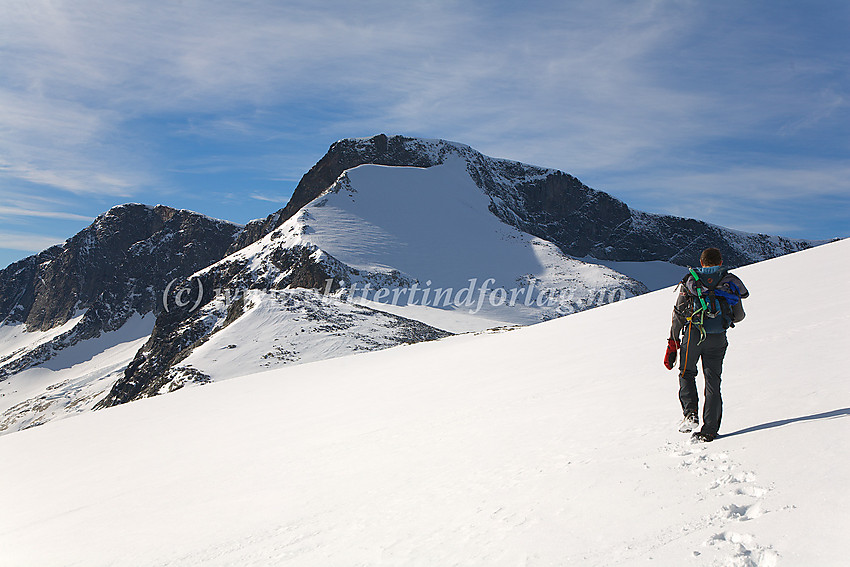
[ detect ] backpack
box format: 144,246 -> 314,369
682,267 -> 736,342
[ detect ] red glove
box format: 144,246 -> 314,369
664,338 -> 680,370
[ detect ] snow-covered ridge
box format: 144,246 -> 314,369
174,288 -> 451,385
347,134 -> 556,181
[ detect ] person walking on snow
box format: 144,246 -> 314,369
664,247 -> 749,442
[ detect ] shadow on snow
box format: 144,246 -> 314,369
721,407 -> 850,438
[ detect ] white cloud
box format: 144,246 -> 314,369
604,160 -> 850,211
0,206 -> 92,222
591,158 -> 850,237
250,193 -> 290,204
2,1 -> 468,110
0,87 -> 148,195
0,1 -> 472,194
315,3 -> 737,174
0,231 -> 66,253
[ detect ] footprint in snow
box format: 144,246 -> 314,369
666,440 -> 781,565
709,470 -> 758,489
705,531 -> 780,567
718,501 -> 765,522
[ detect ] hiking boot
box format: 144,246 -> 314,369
678,413 -> 699,433
691,431 -> 717,443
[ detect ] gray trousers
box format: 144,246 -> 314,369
678,326 -> 728,436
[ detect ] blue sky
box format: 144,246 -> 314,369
1,0 -> 848,269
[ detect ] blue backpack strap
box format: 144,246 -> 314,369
714,288 -> 740,306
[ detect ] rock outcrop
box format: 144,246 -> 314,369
0,204 -> 242,377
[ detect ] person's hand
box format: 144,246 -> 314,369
664,338 -> 680,370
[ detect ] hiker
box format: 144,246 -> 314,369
664,247 -> 749,442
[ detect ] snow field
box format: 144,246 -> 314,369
177,289 -> 448,383
0,312 -> 85,365
0,239 -> 847,566
0,313 -> 154,433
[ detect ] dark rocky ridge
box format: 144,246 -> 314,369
0,204 -> 242,376
96,243 -> 341,407
474,165 -> 815,268
97,235 -> 440,408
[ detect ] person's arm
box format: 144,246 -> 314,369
665,288 -> 688,369
669,287 -> 689,341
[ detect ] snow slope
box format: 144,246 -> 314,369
0,314 -> 154,433
175,288 -> 449,384
0,313 -> 85,367
0,239 -> 847,566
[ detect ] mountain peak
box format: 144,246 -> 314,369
229,134 -> 471,251
231,134 -> 816,268
0,205 -> 243,381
